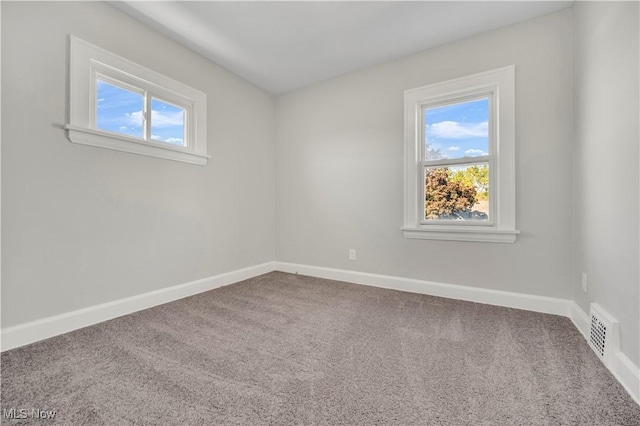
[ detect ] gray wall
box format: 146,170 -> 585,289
1,1 -> 276,327
573,1 -> 640,366
276,10 -> 574,299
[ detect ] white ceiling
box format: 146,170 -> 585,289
111,1 -> 573,95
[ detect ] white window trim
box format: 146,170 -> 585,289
402,66 -> 519,243
66,35 -> 209,165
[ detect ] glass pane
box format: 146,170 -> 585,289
150,98 -> 185,146
425,164 -> 489,221
424,98 -> 489,160
96,80 -> 144,138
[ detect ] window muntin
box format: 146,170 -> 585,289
421,96 -> 493,225
67,35 -> 208,165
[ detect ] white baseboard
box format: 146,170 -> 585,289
275,262 -> 572,317
569,301 -> 640,405
613,352 -> 640,405
0,261 -> 275,352
569,301 -> 591,338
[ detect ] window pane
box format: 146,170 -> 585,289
425,164 -> 489,221
150,98 -> 185,146
96,80 -> 144,138
424,98 -> 489,160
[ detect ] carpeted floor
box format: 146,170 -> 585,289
1,271 -> 639,425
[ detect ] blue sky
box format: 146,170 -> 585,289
96,80 -> 185,146
424,97 -> 489,160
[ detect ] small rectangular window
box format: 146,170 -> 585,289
67,36 -> 208,165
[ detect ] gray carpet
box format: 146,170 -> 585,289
1,271 -> 639,425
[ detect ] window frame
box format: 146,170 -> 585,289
66,35 -> 209,165
403,66 -> 519,243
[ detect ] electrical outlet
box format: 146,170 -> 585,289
581,273 -> 588,292
349,249 -> 356,261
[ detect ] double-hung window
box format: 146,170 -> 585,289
403,66 -> 519,243
66,36 -> 208,165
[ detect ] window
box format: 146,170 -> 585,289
66,36 -> 208,165
403,66 -> 519,243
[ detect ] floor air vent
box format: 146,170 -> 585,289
588,303 -> 619,367
590,314 -> 606,356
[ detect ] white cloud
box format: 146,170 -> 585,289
151,134 -> 161,140
465,149 -> 488,156
447,146 -> 460,151
127,110 -> 184,128
150,110 -> 184,128
127,111 -> 143,126
428,121 -> 488,139
165,138 -> 183,144
119,126 -> 128,131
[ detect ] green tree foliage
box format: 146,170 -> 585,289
425,168 -> 477,219
450,165 -> 489,200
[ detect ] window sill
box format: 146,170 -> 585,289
65,125 -> 210,165
401,226 -> 519,243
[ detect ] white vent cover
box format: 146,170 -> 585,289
588,303 -> 619,367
